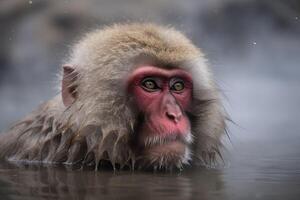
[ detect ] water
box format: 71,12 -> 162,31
0,137 -> 299,200
0,162 -> 223,200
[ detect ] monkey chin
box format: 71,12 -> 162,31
138,137 -> 191,171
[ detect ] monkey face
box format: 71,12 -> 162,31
127,66 -> 193,169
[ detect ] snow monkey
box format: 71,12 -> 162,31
0,23 -> 226,171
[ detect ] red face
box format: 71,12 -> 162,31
127,66 -> 193,164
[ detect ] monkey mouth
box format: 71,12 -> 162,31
133,117 -> 193,169
137,135 -> 192,170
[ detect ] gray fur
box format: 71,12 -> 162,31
0,23 -> 226,170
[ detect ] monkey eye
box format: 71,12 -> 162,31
141,78 -> 160,92
171,81 -> 185,92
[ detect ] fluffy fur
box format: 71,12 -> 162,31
0,23 -> 226,170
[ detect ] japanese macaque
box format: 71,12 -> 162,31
0,23 -> 226,170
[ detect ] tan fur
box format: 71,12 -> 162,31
0,23 -> 226,170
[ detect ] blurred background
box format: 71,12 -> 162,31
0,0 -> 300,199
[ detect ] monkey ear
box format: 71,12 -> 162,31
62,65 -> 78,107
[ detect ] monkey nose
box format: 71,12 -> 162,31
166,111 -> 182,123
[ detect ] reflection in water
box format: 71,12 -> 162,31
1,152 -> 300,200
0,162 -> 225,200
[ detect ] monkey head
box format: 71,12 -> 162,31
59,24 -> 226,170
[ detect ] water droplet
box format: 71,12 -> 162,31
29,0 -> 33,4
252,42 -> 257,45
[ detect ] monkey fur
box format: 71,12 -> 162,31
0,23 -> 226,171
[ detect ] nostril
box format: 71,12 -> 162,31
166,112 -> 181,123
166,112 -> 175,120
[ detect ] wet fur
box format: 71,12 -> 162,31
0,23 -> 226,170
